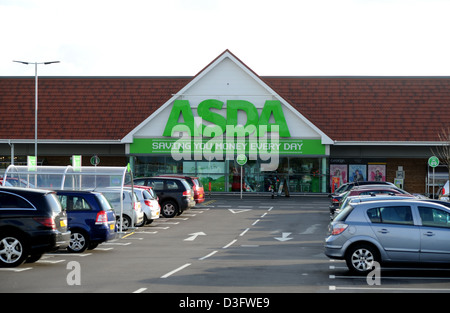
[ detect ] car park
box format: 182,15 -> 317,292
56,190 -> 117,252
126,186 -> 160,226
95,187 -> 143,231
0,187 -> 70,267
158,175 -> 205,204
325,199 -> 450,274
133,177 -> 195,218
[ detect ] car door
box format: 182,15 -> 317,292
368,205 -> 420,262
417,205 -> 450,262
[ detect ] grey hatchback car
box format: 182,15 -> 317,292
325,199 -> 450,274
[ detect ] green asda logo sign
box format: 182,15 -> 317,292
129,99 -> 326,158
163,99 -> 291,137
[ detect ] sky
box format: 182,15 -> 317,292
1,0 -> 450,77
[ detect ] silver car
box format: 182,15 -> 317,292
95,187 -> 144,231
325,199 -> 450,274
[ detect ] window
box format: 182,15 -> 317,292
59,195 -> 92,211
134,180 -> 146,186
166,180 -> 180,190
148,179 -> 164,191
367,206 -> 413,225
0,193 -> 34,209
418,206 -> 450,228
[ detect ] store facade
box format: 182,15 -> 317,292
122,51 -> 333,193
1,50 -> 449,194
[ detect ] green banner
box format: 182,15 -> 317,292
130,138 -> 325,156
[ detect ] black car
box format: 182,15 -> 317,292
0,187 -> 70,267
133,177 -> 195,218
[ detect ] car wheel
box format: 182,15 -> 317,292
68,230 -> 89,253
0,233 -> 28,267
345,243 -> 379,275
116,215 -> 131,231
161,201 -> 178,218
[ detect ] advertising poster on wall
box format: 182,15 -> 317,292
349,164 -> 366,182
330,164 -> 347,190
368,164 -> 386,182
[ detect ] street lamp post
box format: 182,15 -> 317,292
13,60 -> 60,162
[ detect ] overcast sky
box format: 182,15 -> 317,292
2,0 -> 450,77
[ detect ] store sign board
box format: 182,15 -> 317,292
163,99 -> 291,138
130,138 -> 325,155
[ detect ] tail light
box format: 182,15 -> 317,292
330,223 -> 348,235
33,217 -> 56,230
95,211 -> 108,225
182,190 -> 190,196
144,200 -> 152,207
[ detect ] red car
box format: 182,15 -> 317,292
158,175 -> 205,204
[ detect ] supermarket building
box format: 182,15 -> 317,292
1,50 -> 449,194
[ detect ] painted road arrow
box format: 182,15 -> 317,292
184,232 -> 206,241
274,232 -> 293,242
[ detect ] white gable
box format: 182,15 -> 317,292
122,51 -> 333,145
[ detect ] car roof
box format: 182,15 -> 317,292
348,194 -> 413,202
0,186 -> 54,195
354,198 -> 450,210
55,189 -> 100,195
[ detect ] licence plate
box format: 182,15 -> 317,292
60,220 -> 67,227
110,224 -> 115,230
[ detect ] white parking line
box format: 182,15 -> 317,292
223,239 -> 237,249
37,259 -> 66,264
199,251 -> 218,260
133,288 -> 147,293
330,285 -> 450,292
0,267 -> 32,272
240,228 -> 250,236
161,263 -> 191,278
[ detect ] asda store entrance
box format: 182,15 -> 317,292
132,156 -> 328,193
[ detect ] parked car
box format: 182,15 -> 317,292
95,187 -> 143,231
329,181 -> 396,198
158,175 -> 205,204
331,193 -> 415,220
325,199 -> 450,274
56,190 -> 116,253
0,187 -> 70,267
125,186 -> 160,226
329,185 -> 410,215
133,177 -> 195,218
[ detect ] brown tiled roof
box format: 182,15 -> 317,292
1,76 -> 449,143
264,77 -> 450,142
0,77 -> 191,140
